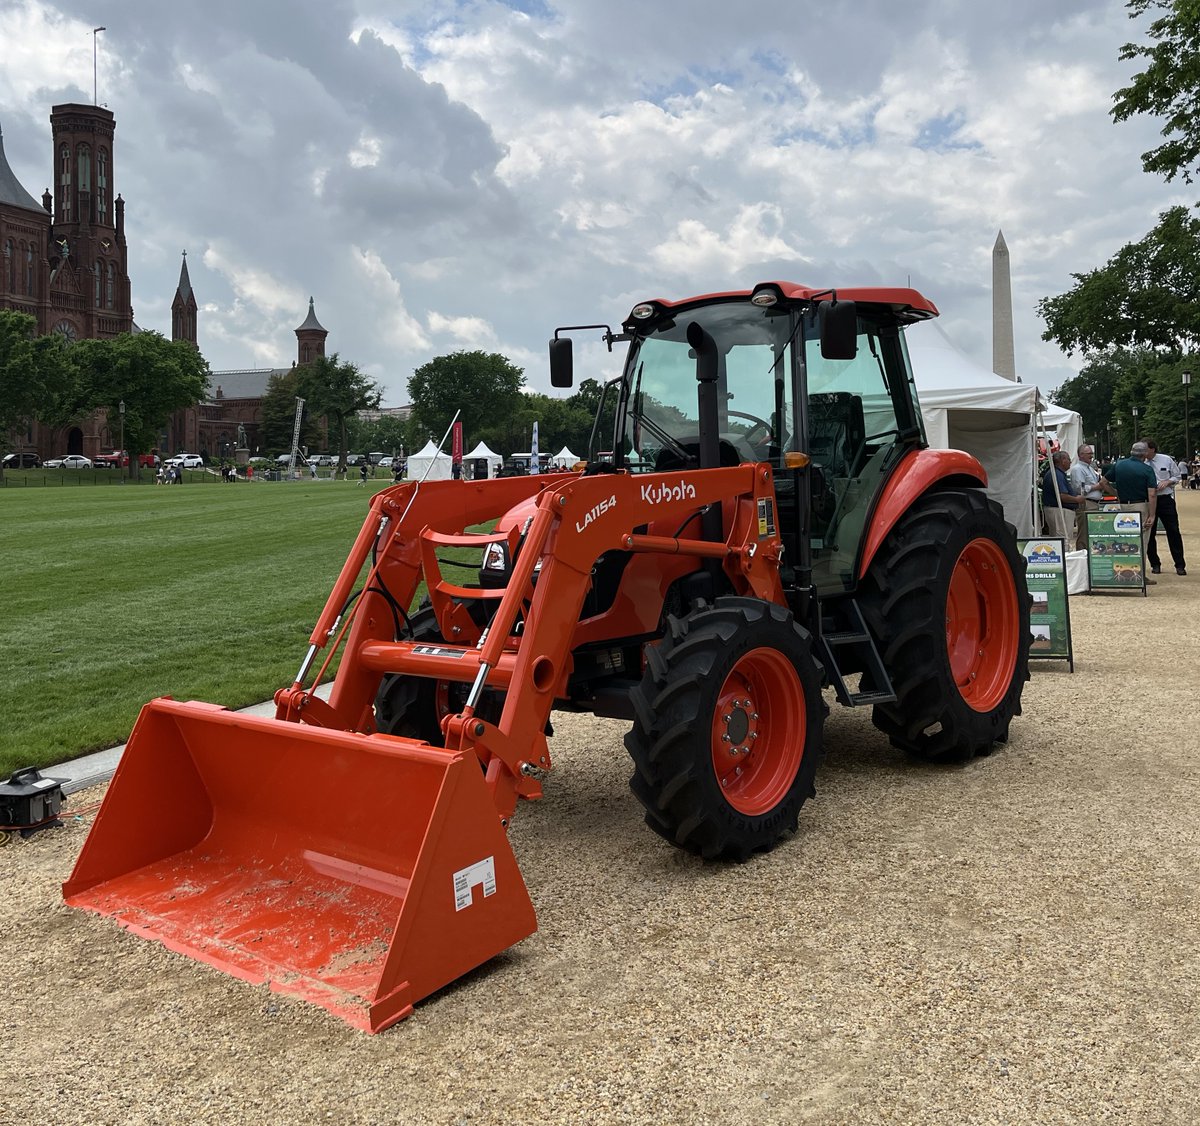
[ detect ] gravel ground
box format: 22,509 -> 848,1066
4,496 -> 1199,1125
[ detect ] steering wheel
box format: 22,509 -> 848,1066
720,408 -> 777,446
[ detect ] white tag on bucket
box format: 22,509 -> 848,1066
453,856 -> 497,911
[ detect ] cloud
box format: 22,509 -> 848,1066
0,0 -> 1191,412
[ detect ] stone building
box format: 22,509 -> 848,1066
0,104 -> 134,458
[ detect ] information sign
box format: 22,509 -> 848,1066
1018,537 -> 1074,671
1086,510 -> 1147,594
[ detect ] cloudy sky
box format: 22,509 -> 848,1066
0,0 -> 1188,406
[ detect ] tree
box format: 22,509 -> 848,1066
295,353 -> 381,468
1112,0 -> 1200,185
407,352 -> 525,444
260,367 -> 322,455
0,311 -> 72,472
1037,207 -> 1200,357
66,332 -> 209,477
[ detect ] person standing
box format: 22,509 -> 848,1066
1144,439 -> 1186,575
1068,443 -> 1108,551
1042,450 -> 1085,544
358,462 -> 369,487
1109,441 -> 1158,581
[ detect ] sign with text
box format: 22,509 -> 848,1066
1018,538 -> 1074,670
1086,510 -> 1147,593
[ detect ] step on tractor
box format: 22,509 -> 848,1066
65,281 -> 1031,1032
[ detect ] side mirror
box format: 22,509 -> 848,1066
819,300 -> 858,360
549,337 -> 574,388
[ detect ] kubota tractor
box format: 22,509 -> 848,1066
65,281 -> 1030,1032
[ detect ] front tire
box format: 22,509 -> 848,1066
625,597 -> 827,861
859,489 -> 1030,763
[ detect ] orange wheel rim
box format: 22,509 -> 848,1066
946,537 -> 1020,712
710,647 -> 805,816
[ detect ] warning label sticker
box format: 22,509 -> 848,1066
757,497 -> 776,538
453,856 -> 497,911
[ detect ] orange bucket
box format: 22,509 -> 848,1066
64,698 -> 536,1032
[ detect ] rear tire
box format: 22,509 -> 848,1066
625,597 -> 826,861
859,490 -> 1030,763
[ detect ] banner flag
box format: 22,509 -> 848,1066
451,420 -> 463,466
530,420 -> 540,474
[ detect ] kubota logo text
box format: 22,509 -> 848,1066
641,480 -> 697,505
576,494 -> 617,533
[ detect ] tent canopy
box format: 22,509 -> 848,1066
906,323 -> 1040,536
551,445 -> 580,467
406,439 -> 452,481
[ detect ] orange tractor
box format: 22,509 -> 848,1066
65,281 -> 1030,1032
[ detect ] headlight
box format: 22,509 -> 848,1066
482,542 -> 508,571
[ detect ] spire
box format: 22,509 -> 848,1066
0,121 -> 44,213
176,249 -> 193,303
294,296 -> 328,366
992,229 -> 1016,381
172,250 -> 198,347
296,296 -> 326,333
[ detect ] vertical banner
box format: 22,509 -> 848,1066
530,420 -> 540,474
451,420 -> 463,479
1017,537 -> 1074,671
1086,510 -> 1147,593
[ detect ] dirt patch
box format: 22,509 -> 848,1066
4,499 -> 1199,1124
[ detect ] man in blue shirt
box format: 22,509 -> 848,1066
1041,450 -> 1084,544
1110,441 -> 1158,580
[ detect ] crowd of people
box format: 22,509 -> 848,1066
1042,439 -> 1189,585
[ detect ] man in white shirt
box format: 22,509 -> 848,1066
1144,439 -> 1186,575
1067,444 -> 1108,551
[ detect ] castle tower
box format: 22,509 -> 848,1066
295,296 -> 327,366
47,103 -> 132,339
992,229 -> 1016,381
171,250 -> 197,346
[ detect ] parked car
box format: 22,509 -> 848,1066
2,452 -> 41,469
378,455 -> 393,469
164,453 -> 204,468
344,453 -> 364,466
93,451 -> 123,468
45,454 -> 94,469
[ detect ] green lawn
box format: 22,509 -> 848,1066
0,476 -> 399,777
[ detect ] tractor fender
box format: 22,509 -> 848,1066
858,448 -> 988,580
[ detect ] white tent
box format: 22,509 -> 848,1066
906,323 -> 1041,537
464,440 -> 503,479
1037,402 -> 1084,460
406,439 -> 453,481
551,445 -> 580,468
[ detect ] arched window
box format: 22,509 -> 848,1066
59,144 -> 71,221
3,239 -> 12,292
77,143 -> 91,193
302,344 -> 310,363
94,261 -> 102,305
25,244 -> 34,295
106,262 -> 115,308
97,149 -> 108,225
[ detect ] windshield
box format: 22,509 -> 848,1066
618,299 -> 923,473
621,302 -> 798,472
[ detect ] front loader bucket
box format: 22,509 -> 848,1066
63,698 -> 537,1033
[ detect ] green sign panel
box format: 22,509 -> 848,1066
1086,510 -> 1147,593
1018,537 -> 1074,670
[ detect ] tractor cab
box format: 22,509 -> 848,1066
557,283 -> 937,596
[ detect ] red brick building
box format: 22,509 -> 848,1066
2,102 -> 330,463
0,104 -> 134,458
